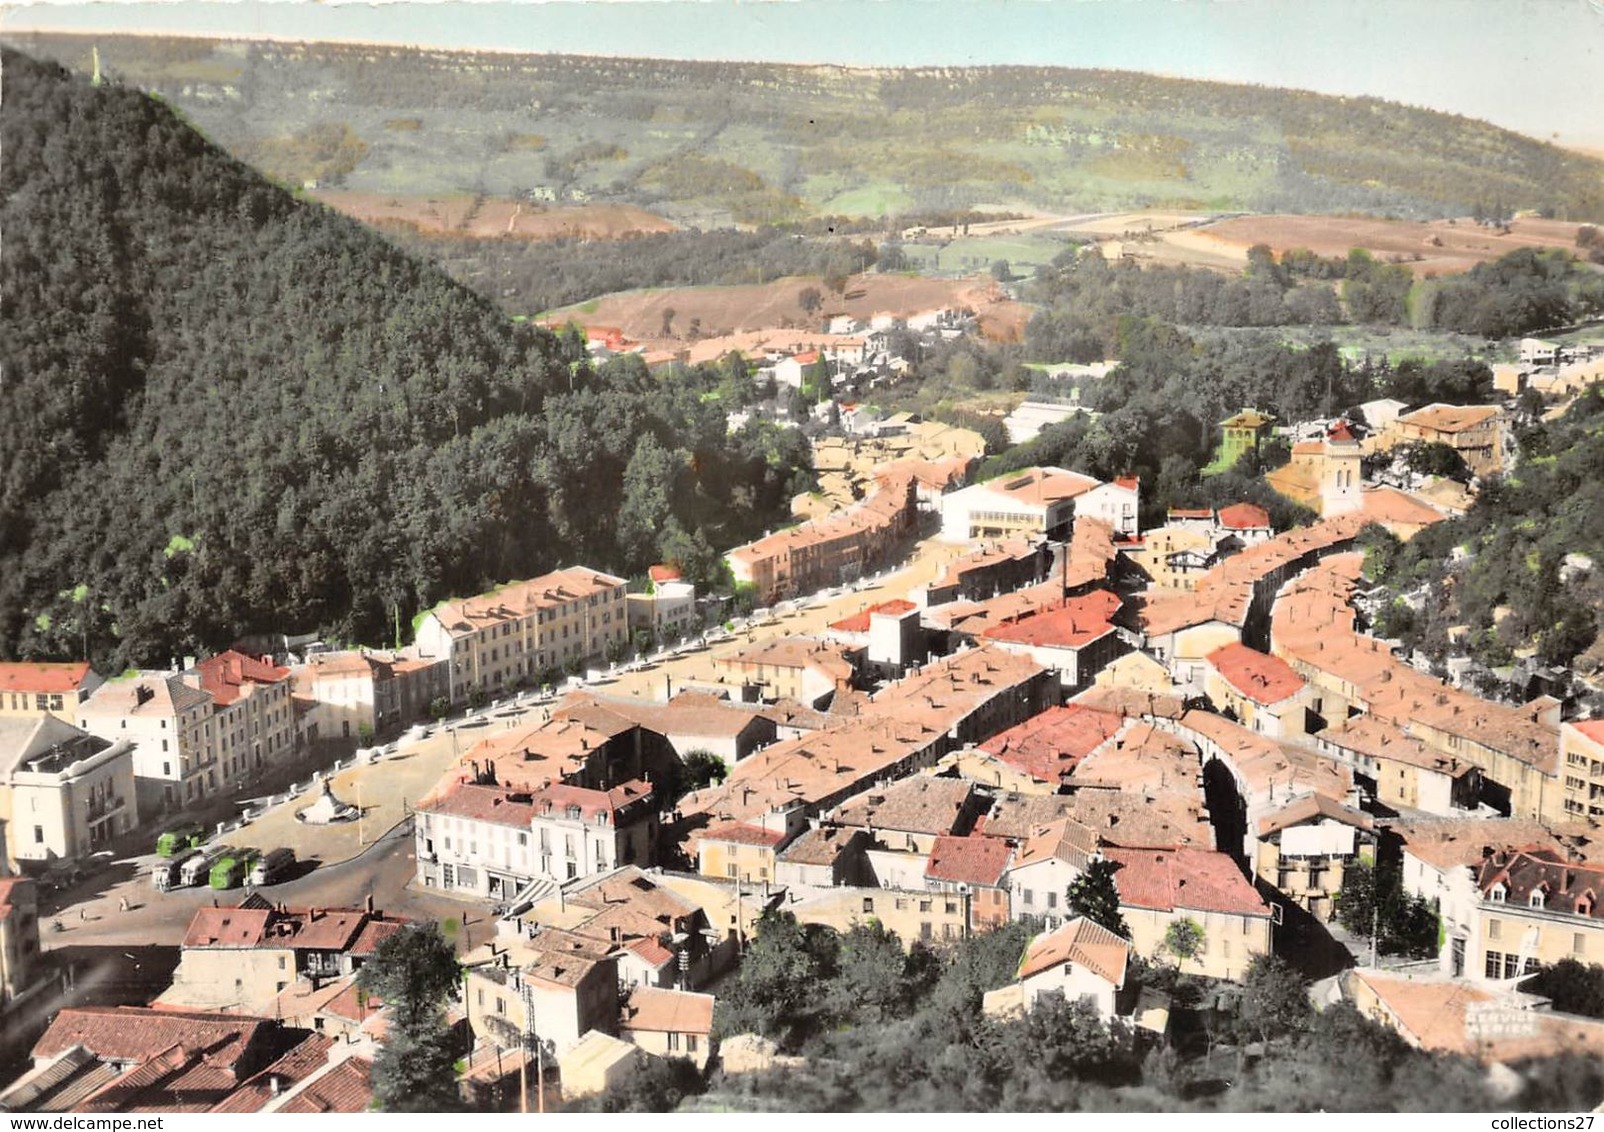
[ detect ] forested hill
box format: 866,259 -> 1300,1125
0,50 -> 809,670
8,33 -> 1604,224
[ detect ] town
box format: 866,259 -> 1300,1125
6,316 -> 1604,1112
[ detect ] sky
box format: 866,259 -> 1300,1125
5,0 -> 1604,150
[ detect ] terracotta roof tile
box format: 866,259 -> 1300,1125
1104,847 -> 1271,918
1018,917 -> 1130,986
925,834 -> 1012,887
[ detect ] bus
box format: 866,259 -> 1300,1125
180,844 -> 234,887
152,850 -> 197,891
156,824 -> 205,857
209,855 -> 248,890
248,848 -> 295,886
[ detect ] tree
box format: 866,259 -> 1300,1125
1065,859 -> 1129,939
990,259 -> 1012,283
660,306 -> 676,337
428,696 -> 449,721
1162,918 -> 1205,964
572,1053 -> 704,1112
798,286 -> 823,316
1238,954 -> 1312,1044
358,924 -> 464,1111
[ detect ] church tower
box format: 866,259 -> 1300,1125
1320,419 -> 1363,517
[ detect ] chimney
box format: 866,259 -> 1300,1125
365,894 -> 375,916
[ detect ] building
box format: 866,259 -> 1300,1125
558,1031 -> 641,1099
925,835 -> 1013,932
1104,847 -> 1274,981
1560,720 -> 1604,822
77,672 -> 217,816
413,566 -> 630,703
922,539 -> 1052,607
786,885 -> 971,947
1315,715 -> 1481,815
1004,818 -> 1099,929
0,877 -> 43,1018
980,589 -> 1128,693
1392,403 -> 1504,478
160,901 -> 406,1012
1077,476 -> 1141,538
290,651 -> 400,743
973,704 -> 1124,792
193,651 -> 293,787
829,776 -> 984,856
725,477 -> 917,604
0,662 -> 103,721
618,987 -> 715,1070
1201,643 -> 1309,738
774,825 -> 871,889
0,716 -> 138,869
711,637 -> 857,708
1215,409 -> 1275,470
993,917 -> 1131,1020
415,777 -> 657,899
1472,849 -> 1604,983
1319,420 -> 1363,517
625,567 -> 699,645
560,691 -> 777,765
463,927 -> 619,1056
939,466 -> 1099,543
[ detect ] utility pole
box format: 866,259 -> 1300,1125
1370,895 -> 1379,968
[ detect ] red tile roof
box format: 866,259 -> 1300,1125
925,834 -> 1011,887
1018,917 -> 1129,986
0,661 -> 93,694
1573,719 -> 1604,745
1206,642 -> 1305,706
696,821 -> 786,848
34,1007 -> 266,1069
1217,502 -> 1271,530
979,703 -> 1123,785
276,1056 -> 373,1114
981,589 -> 1122,650
417,780 -> 541,827
1104,847 -> 1271,918
195,650 -> 289,706
829,599 -> 919,634
211,1035 -> 336,1113
620,987 -> 715,1036
648,564 -> 683,584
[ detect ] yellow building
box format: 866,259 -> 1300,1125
1216,409 -> 1276,470
694,821 -> 787,884
1105,847 -> 1275,981
0,663 -> 102,721
787,885 -> 971,948
1392,403 -> 1504,478
619,987 -> 715,1070
1472,848 -> 1604,982
1560,720 -> 1604,821
415,566 -> 629,704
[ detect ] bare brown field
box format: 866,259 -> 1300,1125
309,190 -> 677,240
548,273 -> 1030,354
1195,214 -> 1588,276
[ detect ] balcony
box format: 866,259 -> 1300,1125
85,795 -> 127,822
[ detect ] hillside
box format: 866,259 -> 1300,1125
9,32 -> 1603,228
0,49 -> 809,669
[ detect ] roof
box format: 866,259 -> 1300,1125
275,1056 -> 374,1114
1398,403 -> 1500,435
1220,409 -> 1275,429
1008,816 -> 1100,871
1361,486 -> 1446,530
648,564 -> 683,584
416,780 -> 540,828
1018,917 -> 1130,987
34,1007 -> 266,1069
1256,792 -> 1375,838
776,824 -> 864,867
211,1035 -> 336,1113
925,834 -> 1012,887
423,565 -> 626,638
0,714 -> 116,777
981,589 -> 1122,650
0,661 -> 93,694
1319,714 -> 1474,776
1206,642 -> 1305,707
619,987 -> 715,1036
978,703 -> 1124,785
1478,848 -> 1604,919
1394,817 -> 1566,873
1217,502 -> 1271,530
194,651 -> 289,706
1104,847 -> 1271,918
181,904 -> 405,954
80,672 -> 213,720
695,821 -> 787,848
832,776 -> 976,837
981,465 -> 1101,507
829,599 -> 919,634
1567,718 -> 1604,745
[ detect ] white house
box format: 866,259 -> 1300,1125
939,466 -> 1100,544
1076,477 -> 1140,538
984,916 -> 1131,1021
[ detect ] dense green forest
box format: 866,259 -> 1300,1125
0,50 -> 810,669
1368,386 -> 1604,673
9,33 -> 1604,225
574,914 -> 1602,1112
1023,244 -> 1604,362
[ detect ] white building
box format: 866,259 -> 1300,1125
1077,476 -> 1141,538
77,673 -> 217,817
1,716 -> 139,868
939,466 -> 1100,544
626,568 -> 698,645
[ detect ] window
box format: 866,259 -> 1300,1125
1045,891 -> 1057,910
278,956 -> 287,970
1488,919 -> 1502,941
668,1032 -> 681,1051
919,900 -> 932,913
863,897 -> 875,914
1490,885 -> 1506,903
726,863 -> 737,879
1485,950 -> 1504,979
1022,889 -> 1034,907
33,826 -> 43,844
687,1035 -> 698,1053
1576,933 -> 1587,956
1530,891 -> 1546,909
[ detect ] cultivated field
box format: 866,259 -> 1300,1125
309,191 -> 677,240
1193,214 -> 1589,276
545,273 -> 1032,351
